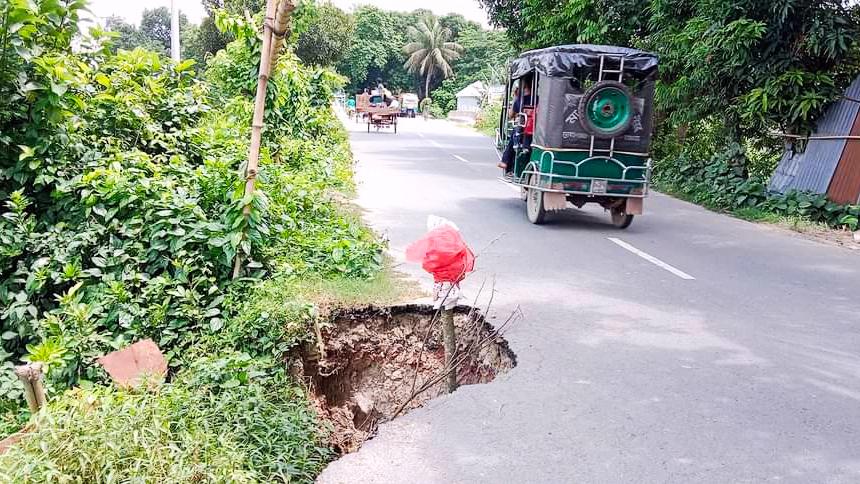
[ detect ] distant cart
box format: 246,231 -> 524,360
366,106 -> 399,133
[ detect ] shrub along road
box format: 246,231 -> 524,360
320,117 -> 860,483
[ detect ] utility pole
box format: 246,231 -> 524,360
170,0 -> 180,61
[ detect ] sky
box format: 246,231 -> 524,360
330,0 -> 490,26
85,0 -> 206,24
84,0 -> 490,26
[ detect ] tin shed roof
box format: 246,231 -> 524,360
769,76 -> 860,195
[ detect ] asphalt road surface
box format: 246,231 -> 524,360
318,115 -> 860,484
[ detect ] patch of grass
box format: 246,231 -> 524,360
475,101 -> 502,138
733,206 -> 829,233
0,353 -> 330,483
194,261 -> 418,364
733,206 -> 783,223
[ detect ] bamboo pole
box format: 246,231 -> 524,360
14,363 -> 46,413
232,0 -> 279,279
268,0 -> 296,74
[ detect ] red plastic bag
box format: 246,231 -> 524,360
405,225 -> 475,283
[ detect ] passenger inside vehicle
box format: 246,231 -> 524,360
499,77 -> 534,174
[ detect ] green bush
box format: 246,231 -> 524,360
476,100 -> 502,137
0,5 -> 383,478
652,121 -> 860,231
0,353 -> 330,483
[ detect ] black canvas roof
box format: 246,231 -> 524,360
510,44 -> 659,79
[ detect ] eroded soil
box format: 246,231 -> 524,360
300,304 -> 515,453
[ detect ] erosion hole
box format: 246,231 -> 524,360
303,304 -> 516,454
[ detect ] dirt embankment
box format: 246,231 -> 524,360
298,304 -> 516,453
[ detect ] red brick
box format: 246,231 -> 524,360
97,339 -> 167,388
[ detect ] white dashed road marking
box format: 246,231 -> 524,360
608,238 -> 696,280
453,154 -> 470,164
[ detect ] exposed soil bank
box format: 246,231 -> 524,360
302,304 -> 516,453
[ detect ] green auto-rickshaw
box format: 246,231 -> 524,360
497,44 -> 659,228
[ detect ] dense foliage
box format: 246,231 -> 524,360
431,28 -> 513,113
295,2 -> 355,67
0,1 -> 382,478
480,0 -> 860,227
338,6 -> 416,93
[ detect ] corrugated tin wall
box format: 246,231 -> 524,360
826,107 -> 860,204
769,76 -> 860,195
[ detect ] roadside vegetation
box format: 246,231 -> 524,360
0,1 -> 389,480
335,6 -> 513,116
480,0 -> 860,232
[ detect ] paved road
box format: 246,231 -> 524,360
319,116 -> 860,484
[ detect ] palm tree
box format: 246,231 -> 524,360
403,18 -> 463,100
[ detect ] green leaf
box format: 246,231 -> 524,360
175,59 -> 196,72
209,318 -> 224,332
50,81 -> 68,97
95,73 -> 111,88
18,145 -> 35,161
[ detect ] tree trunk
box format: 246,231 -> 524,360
677,122 -> 688,145
425,72 -> 432,101
441,308 -> 458,393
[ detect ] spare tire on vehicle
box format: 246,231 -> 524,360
577,80 -> 634,139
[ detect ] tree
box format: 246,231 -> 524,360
139,7 -> 172,52
296,3 -> 354,67
105,8 -> 189,56
430,28 -> 513,113
479,0 -> 646,50
181,22 -> 206,67
403,17 -> 463,99
104,16 -> 145,51
337,6 -> 412,92
201,0 -> 265,15
478,0 -> 860,144
438,13 -> 480,41
645,0 -> 860,137
197,15 -> 232,60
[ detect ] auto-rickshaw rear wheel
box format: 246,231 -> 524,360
611,208 -> 634,229
526,174 -> 547,224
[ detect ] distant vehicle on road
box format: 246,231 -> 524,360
497,44 -> 659,228
366,90 -> 399,133
401,93 -> 419,118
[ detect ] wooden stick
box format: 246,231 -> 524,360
268,0 -> 296,74
14,363 -> 46,413
441,308 -> 458,393
232,0 -> 278,279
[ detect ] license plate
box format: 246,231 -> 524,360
591,179 -> 607,194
